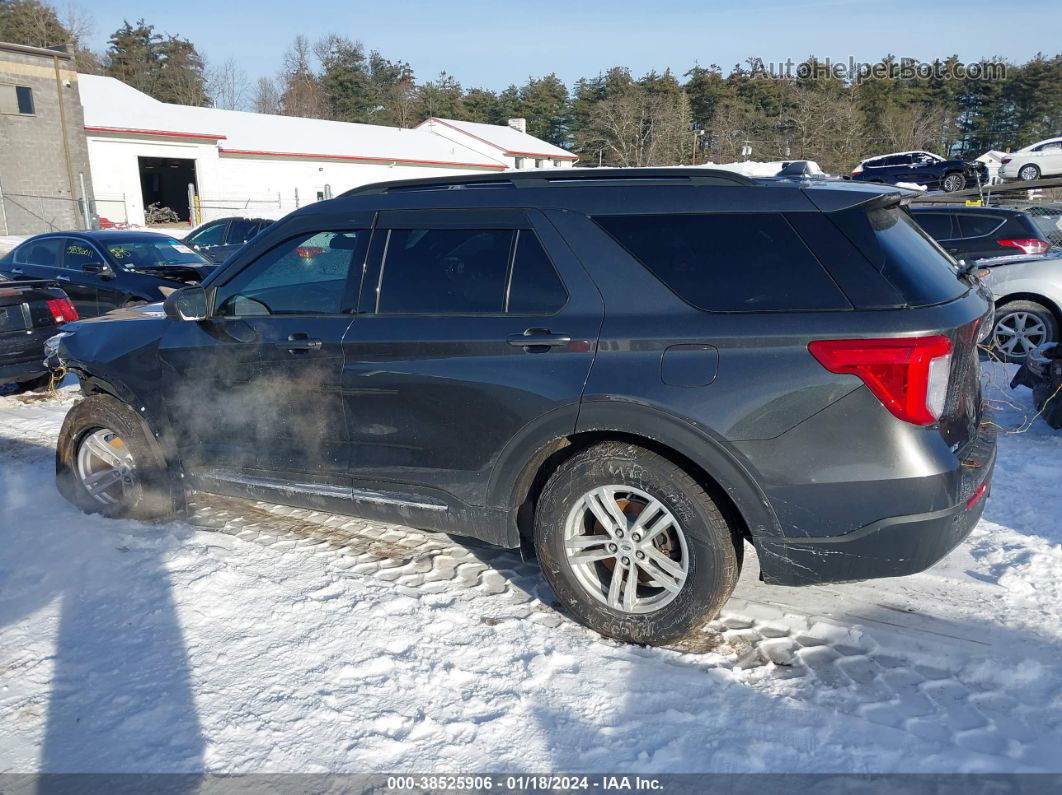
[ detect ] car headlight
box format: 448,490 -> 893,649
44,331 -> 71,361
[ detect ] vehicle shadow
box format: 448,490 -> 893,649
0,436 -> 204,784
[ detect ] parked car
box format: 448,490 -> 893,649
0,274 -> 78,393
971,252 -> 1062,362
851,151 -> 987,192
999,136 -> 1062,182
184,217 -> 273,264
910,205 -> 1056,261
0,231 -> 215,317
50,168 -> 995,647
1011,342 -> 1062,429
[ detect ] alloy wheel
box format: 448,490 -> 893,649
562,485 -> 689,614
75,428 -> 136,505
993,311 -> 1049,359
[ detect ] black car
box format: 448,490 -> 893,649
0,274 -> 77,393
0,231 -> 215,317
851,151 -> 987,193
910,205 -> 1056,261
50,168 -> 995,647
184,217 -> 272,264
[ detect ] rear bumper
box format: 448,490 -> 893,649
0,357 -> 48,385
756,422 -> 996,586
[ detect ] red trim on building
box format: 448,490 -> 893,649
418,117 -> 578,161
219,148 -> 507,170
84,126 -> 226,141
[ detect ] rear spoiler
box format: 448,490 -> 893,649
801,187 -> 916,213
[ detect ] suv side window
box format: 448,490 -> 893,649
913,212 -> 956,240
214,230 -> 366,317
227,219 -> 260,244
15,237 -> 62,266
375,228 -> 513,314
506,231 -> 567,314
595,213 -> 849,312
883,155 -> 913,167
956,213 -> 1004,238
188,221 -> 227,247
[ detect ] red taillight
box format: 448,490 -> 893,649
851,168 -> 863,176
808,336 -> 953,426
996,238 -> 1050,255
1001,157 -> 1012,165
46,297 -> 78,325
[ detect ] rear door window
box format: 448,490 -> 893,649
506,231 -> 567,314
375,228 -> 513,314
956,213 -> 1005,239
15,237 -> 62,266
594,213 -> 849,312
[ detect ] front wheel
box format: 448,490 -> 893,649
534,442 -> 742,646
56,394 -> 180,520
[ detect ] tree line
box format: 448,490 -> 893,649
2,0 -> 1060,173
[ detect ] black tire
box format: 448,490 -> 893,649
990,300 -> 1059,363
1018,164 -> 1041,182
534,442 -> 742,646
941,172 -> 966,192
56,393 -> 180,520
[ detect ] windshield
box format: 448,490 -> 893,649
105,238 -> 209,269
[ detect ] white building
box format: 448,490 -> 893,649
77,75 -> 577,227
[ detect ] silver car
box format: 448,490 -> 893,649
978,252 -> 1062,361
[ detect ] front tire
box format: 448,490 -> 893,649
56,394 -> 180,520
990,300 -> 1058,363
1018,164 -> 1041,182
534,442 -> 742,646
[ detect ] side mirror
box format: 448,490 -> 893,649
164,286 -> 209,321
82,262 -> 114,278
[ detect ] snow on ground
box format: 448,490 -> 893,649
1,364 -> 1060,773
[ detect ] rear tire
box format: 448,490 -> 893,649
534,442 -> 742,646
941,172 -> 966,192
56,394 -> 180,520
1018,164 -> 1041,182
990,300 -> 1058,363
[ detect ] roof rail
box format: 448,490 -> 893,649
338,167 -> 755,198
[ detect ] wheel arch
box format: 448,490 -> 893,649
491,401 -> 781,553
995,292 -> 1062,327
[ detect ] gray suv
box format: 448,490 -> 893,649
49,169 -> 996,646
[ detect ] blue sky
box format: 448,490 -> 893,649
84,0 -> 1061,91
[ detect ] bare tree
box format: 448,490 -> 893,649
253,76 -> 281,115
876,103 -> 956,154
580,83 -> 691,166
208,58 -> 250,110
278,35 -> 328,118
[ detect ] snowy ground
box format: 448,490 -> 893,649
0,363 -> 1059,774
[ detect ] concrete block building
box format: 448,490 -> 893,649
0,42 -> 94,235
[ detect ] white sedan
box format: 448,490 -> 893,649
999,136 -> 1062,182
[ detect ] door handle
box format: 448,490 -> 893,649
10,267 -> 22,274
507,328 -> 572,351
277,334 -> 322,352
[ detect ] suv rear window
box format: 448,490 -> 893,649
956,213 -> 1005,238
594,213 -> 849,312
865,207 -> 966,305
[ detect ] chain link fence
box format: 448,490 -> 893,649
0,189 -> 130,235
